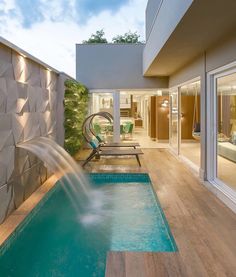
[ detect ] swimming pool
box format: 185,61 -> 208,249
0,173 -> 176,277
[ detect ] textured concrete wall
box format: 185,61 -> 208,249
0,43 -> 65,223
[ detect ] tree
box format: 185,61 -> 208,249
112,31 -> 141,43
82,29 -> 108,44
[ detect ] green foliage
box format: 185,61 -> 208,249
112,31 -> 141,43
82,29 -> 108,44
82,30 -> 143,44
64,79 -> 89,155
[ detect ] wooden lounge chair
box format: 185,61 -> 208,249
82,140 -> 143,167
95,134 -> 139,149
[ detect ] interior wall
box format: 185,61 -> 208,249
148,96 -> 169,140
156,96 -> 169,140
0,43 -> 65,224
148,96 -> 156,139
181,95 -> 200,139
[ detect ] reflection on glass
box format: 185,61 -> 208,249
170,91 -> 179,153
217,73 -> 236,191
180,81 -> 201,167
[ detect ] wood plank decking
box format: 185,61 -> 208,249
79,148 -> 236,277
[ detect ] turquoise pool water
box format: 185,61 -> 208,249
0,173 -> 176,277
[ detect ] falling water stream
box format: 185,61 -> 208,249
18,137 -> 104,221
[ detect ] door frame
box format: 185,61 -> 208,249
207,61 -> 236,208
169,87 -> 180,155
169,77 -> 201,165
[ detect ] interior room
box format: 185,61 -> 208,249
90,90 -> 169,148
118,90 -> 170,148
217,72 -> 236,191
179,81 -> 201,168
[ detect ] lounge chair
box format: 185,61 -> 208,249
82,139 -> 143,167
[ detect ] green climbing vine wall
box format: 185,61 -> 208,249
64,79 -> 89,155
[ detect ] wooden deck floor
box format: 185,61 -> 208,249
78,148 -> 236,277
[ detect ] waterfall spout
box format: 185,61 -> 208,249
17,137 -> 94,216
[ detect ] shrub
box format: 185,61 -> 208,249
64,79 -> 89,155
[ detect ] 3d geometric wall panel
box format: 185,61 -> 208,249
0,183 -> 14,223
0,44 -> 67,224
0,130 -> 14,152
0,146 -> 14,187
0,77 -> 7,113
0,60 -> 13,79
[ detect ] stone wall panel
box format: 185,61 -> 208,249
0,113 -> 14,151
11,178 -> 24,209
13,148 -> 30,177
0,146 -> 15,186
28,85 -> 38,112
6,79 -> 18,113
12,113 -> 26,144
0,184 -> 14,223
0,61 -> 14,79
40,68 -> 47,89
0,43 -> 65,224
27,151 -> 40,168
12,52 -> 26,82
23,112 -> 40,141
22,163 -> 41,199
26,60 -> 41,87
39,162 -> 47,185
0,78 -> 7,113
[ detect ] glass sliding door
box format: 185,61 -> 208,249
216,72 -> 236,191
169,90 -> 179,154
179,81 -> 201,168
91,92 -> 114,142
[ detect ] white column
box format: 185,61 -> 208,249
113,91 -> 120,143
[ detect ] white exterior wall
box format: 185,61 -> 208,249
169,34 -> 236,211
76,43 -> 168,90
145,0 -> 162,40
143,0 -> 193,75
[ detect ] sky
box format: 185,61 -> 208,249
0,0 -> 147,77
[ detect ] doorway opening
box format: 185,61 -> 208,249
180,81 -> 201,168
90,90 -> 169,148
169,80 -> 201,169
216,72 -> 236,191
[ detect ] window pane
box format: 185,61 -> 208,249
217,73 -> 236,191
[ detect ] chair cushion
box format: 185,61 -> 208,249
89,139 -> 99,149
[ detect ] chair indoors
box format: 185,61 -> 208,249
123,122 -> 134,140
88,112 -> 140,148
